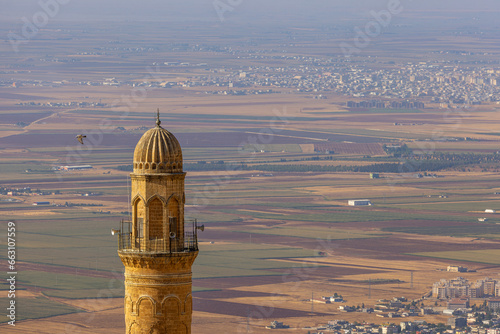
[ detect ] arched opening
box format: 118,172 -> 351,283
133,198 -> 145,249
162,296 -> 183,334
167,197 -> 179,237
136,296 -> 155,317
163,296 -> 181,317
148,198 -> 163,240
168,197 -> 180,250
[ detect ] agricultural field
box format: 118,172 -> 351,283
3,99 -> 500,332
1,19 -> 500,334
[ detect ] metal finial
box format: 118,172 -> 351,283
156,108 -> 161,127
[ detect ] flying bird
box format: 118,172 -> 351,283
76,134 -> 86,145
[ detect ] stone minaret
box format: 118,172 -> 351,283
117,111 -> 199,334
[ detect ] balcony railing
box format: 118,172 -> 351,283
117,219 -> 199,253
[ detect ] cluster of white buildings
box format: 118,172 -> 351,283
433,277 -> 500,299
9,52 -> 500,106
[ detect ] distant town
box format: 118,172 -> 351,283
2,51 -> 500,107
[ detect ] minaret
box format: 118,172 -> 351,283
116,110 -> 199,334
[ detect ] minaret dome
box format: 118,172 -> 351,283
133,112 -> 183,174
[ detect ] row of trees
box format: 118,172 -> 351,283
384,143 -> 500,164
115,151 -> 500,174
115,160 -> 463,174
416,151 -> 500,164
248,160 -> 456,173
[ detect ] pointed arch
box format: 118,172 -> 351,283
132,194 -> 146,206
166,194 -> 181,208
133,196 -> 146,245
167,195 -> 180,238
146,194 -> 167,207
148,197 -> 164,240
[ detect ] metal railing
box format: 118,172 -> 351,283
117,219 -> 199,253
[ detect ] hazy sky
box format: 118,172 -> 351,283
2,0 -> 500,24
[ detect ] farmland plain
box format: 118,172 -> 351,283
1,19 -> 500,334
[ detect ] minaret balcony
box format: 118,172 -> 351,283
116,219 -> 199,254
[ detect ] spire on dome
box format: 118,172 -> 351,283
156,108 -> 161,127
133,112 -> 183,174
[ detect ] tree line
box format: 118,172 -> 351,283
115,151 -> 500,174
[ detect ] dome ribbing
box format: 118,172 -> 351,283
133,124 -> 183,174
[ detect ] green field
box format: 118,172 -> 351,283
216,206 -> 471,223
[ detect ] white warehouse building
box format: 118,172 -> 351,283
348,199 -> 372,206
